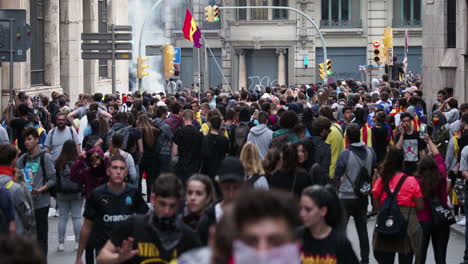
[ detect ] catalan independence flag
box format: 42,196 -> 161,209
182,9 -> 202,48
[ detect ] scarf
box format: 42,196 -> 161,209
0,166 -> 15,178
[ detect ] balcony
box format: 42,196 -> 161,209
392,18 -> 422,28
201,21 -> 222,30
320,19 -> 362,29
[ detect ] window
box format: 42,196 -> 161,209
251,0 -> 268,20
237,0 -> 247,20
447,0 -> 456,48
273,0 -> 288,20
393,0 -> 421,27
30,0 -> 45,86
321,0 -> 361,28
98,0 -> 108,78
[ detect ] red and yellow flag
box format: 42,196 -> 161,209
182,9 -> 202,48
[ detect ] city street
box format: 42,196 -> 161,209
47,212 -> 465,264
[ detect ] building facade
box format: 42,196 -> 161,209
0,0 -> 129,107
168,0 -> 423,92
422,0 -> 467,109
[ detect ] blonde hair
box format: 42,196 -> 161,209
240,142 -> 265,176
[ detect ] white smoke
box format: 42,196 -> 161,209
128,0 -> 187,94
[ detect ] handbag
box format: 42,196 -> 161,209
430,196 -> 456,226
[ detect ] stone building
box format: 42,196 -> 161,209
422,0 -> 467,110
168,0 -> 423,92
0,0 -> 129,107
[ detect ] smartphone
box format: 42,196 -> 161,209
419,124 -> 427,138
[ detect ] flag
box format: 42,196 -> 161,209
182,9 -> 202,48
405,29 -> 409,55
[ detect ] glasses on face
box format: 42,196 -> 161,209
57,119 -> 66,122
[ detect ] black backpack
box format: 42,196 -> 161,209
430,196 -> 456,226
375,174 -> 408,240
56,162 -> 81,194
0,188 -> 9,235
344,149 -> 372,199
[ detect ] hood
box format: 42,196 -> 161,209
27,149 -> 48,160
250,124 -> 270,136
154,118 -> 166,127
86,147 -> 104,157
273,128 -> 291,137
112,122 -> 128,131
348,142 -> 369,160
227,99 -> 237,109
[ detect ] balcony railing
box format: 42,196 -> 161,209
320,19 -> 362,28
392,18 -> 422,28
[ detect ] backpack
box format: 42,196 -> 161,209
430,196 -> 456,226
344,149 -> 372,199
375,174 -> 409,241
22,152 -> 56,197
56,162 -> 81,193
433,127 -> 450,158
0,188 -> 9,235
231,122 -> 250,156
107,125 -> 131,150
49,126 -> 75,146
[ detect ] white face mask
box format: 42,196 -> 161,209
233,240 -> 301,264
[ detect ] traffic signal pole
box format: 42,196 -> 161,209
217,5 -> 329,81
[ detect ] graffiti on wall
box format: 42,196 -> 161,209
247,76 -> 278,91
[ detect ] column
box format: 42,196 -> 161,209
238,50 -> 247,90
276,48 -> 287,86
60,0 -> 84,103
44,0 -> 60,87
83,0 -> 99,94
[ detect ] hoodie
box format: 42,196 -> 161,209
70,148 -> 108,199
247,124 -> 273,160
431,110 -> 447,138
154,118 -> 174,156
334,142 -> 376,199
16,150 -> 56,209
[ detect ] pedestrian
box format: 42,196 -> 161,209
166,101 -> 183,134
415,135 -> 450,264
104,134 -> 137,186
459,143 -> 468,263
372,147 -> 424,264
172,109 -> 203,183
45,112 -> 81,161
246,111 -> 273,160
320,106 -> 345,179
197,157 -> 246,245
0,144 -> 35,237
229,106 -> 253,156
75,155 -> 148,264
395,112 -> 426,175
298,185 -> 359,263
70,148 -> 108,200
334,123 -> 376,264
268,143 -> 311,197
153,106 -> 173,175
55,140 -> 84,252
239,142 -> 269,190
17,127 -> 56,256
271,110 -> 300,147
5,103 -> 34,154
200,114 -> 229,179
0,235 -> 45,264
0,185 -> 16,235
230,190 -> 302,263
182,174 -> 216,231
96,174 -> 200,263
137,114 -> 160,199
301,116 -> 332,175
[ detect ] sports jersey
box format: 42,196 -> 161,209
83,183 -> 149,252
110,214 -> 201,264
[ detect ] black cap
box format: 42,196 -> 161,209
217,157 -> 245,182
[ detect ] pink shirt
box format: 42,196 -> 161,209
373,173 -> 423,207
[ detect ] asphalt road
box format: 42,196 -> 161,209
47,213 -> 465,264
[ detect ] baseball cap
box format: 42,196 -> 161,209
403,87 -> 414,94
217,157 -> 245,182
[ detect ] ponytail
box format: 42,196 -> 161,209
301,184 -> 344,229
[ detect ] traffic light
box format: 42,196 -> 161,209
318,63 -> 325,80
163,44 -> 175,81
213,6 -> 220,22
373,41 -> 382,64
137,56 -> 150,79
204,6 -> 214,22
382,27 -> 393,65
325,59 -> 333,76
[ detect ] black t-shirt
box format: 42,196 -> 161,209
298,227 -> 359,264
173,125 -> 203,160
83,184 -> 149,251
200,133 -> 229,178
110,214 -> 201,264
269,169 -> 312,197
10,118 -> 34,153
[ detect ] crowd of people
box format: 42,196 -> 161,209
0,73 -> 467,264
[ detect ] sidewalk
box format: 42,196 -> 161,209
452,223 -> 465,236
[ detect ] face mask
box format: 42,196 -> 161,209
233,240 -> 301,264
126,101 -> 132,107
433,119 -> 440,125
153,215 -> 176,230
